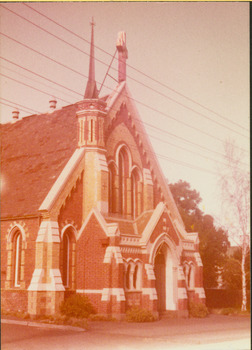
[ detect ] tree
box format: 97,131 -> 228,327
218,140 -> 250,311
170,180 -> 229,288
222,247 -> 250,290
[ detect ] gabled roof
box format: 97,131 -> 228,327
106,82 -> 186,230
1,80 -> 186,236
1,105 -> 78,218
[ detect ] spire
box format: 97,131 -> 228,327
84,17 -> 99,99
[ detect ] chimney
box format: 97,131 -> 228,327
116,32 -> 128,83
49,97 -> 57,112
12,108 -> 19,122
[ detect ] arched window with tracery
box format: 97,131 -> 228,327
108,162 -> 117,214
12,230 -> 22,287
118,147 -> 130,215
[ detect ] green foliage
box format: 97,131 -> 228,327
169,180 -> 230,288
220,307 -> 236,315
60,294 -> 96,319
88,314 -> 117,322
64,317 -> 89,329
222,257 -> 242,289
189,302 -> 209,318
42,314 -> 89,329
1,310 -> 88,329
126,306 -> 156,322
222,247 -> 250,290
169,180 -> 202,221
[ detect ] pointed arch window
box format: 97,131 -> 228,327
188,263 -> 195,289
133,265 -> 138,289
62,232 -> 70,287
108,163 -> 117,214
126,264 -> 131,290
131,168 -> 141,219
13,231 -> 22,287
118,147 -> 129,215
124,261 -> 142,291
61,227 -> 76,289
183,262 -> 195,290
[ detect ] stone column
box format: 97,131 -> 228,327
27,220 -> 65,317
102,245 -> 126,319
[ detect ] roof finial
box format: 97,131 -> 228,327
84,17 -> 98,99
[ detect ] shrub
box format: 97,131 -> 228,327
60,294 -> 96,319
88,314 -> 116,322
189,302 -> 209,318
126,306 -> 156,322
221,307 -> 236,315
65,317 -> 89,329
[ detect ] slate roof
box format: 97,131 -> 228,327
105,217 -> 136,235
1,104 -> 79,218
105,211 -> 153,236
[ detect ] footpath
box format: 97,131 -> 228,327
1,315 -> 85,332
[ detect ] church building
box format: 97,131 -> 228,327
1,24 -> 205,319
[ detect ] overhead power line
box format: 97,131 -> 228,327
0,73 -> 72,104
1,53 -> 248,166
0,44 -> 243,162
0,64 -> 80,100
0,32 -> 89,81
1,31 -> 248,155
1,4 -> 249,139
1,4 -> 250,144
1,93 -> 248,171
22,2 -> 249,135
0,56 -> 82,98
0,97 -> 41,114
0,99 -> 217,175
0,98 -> 39,113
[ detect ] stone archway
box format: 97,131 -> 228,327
154,243 -> 176,311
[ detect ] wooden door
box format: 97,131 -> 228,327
154,252 -> 166,311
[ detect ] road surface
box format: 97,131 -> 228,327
1,314 -> 250,350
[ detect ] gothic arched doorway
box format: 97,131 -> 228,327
154,248 -> 166,311
154,243 -> 175,312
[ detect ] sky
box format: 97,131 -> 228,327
0,2 -> 250,235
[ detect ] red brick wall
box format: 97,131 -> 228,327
76,213 -> 108,290
125,291 -> 142,309
150,212 -> 180,246
1,289 -> 28,313
58,174 -> 83,230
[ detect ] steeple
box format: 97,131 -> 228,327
84,17 -> 99,99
